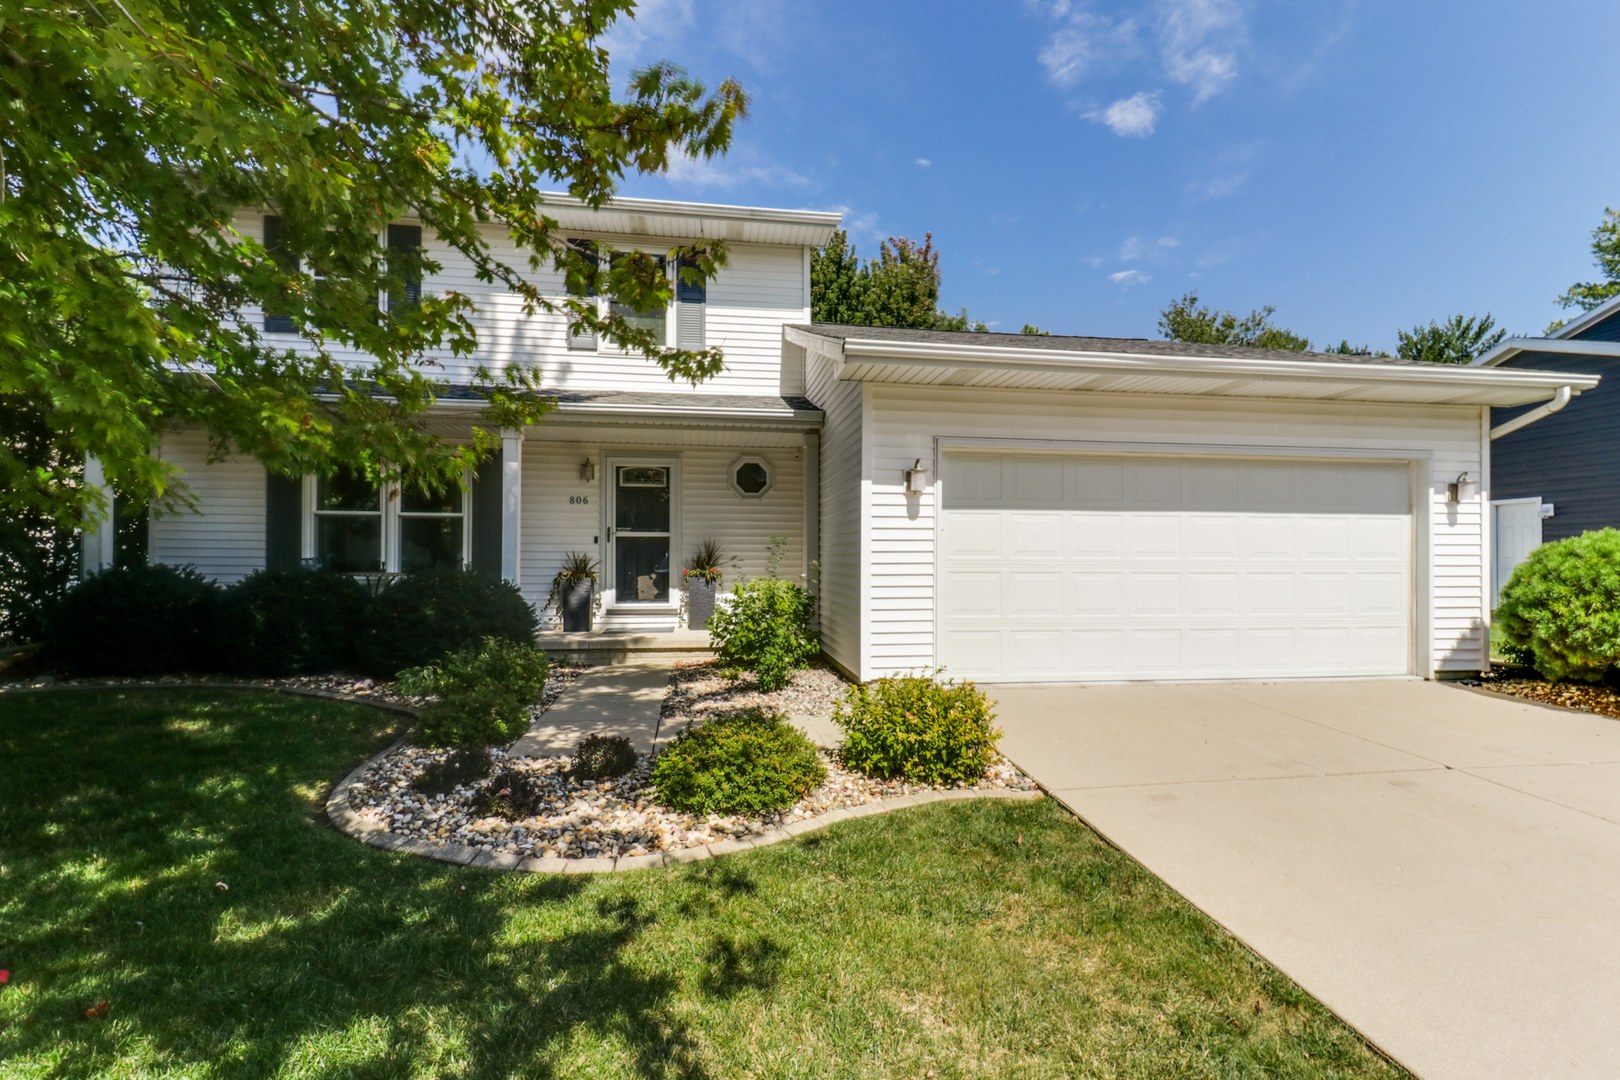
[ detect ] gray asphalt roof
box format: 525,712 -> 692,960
436,383 -> 819,414
792,323 -> 1453,367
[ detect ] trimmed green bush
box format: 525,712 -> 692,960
212,568 -> 369,676
708,577 -> 818,692
358,569 -> 538,678
651,708 -> 826,816
572,733 -> 637,780
1496,528 -> 1620,682
41,563 -> 220,677
835,672 -> 1001,785
398,637 -> 550,750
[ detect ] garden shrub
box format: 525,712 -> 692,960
1496,528 -> 1620,682
41,563 -> 220,677
413,689 -> 530,750
651,708 -> 826,816
212,568 -> 369,677
471,768 -> 549,818
399,637 -> 551,750
708,577 -> 818,692
572,733 -> 638,780
413,745 -> 494,795
358,568 -> 539,678
835,672 -> 1001,785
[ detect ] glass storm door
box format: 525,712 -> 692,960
613,465 -> 671,603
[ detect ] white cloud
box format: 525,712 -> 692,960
916,158 -> 932,167
1119,235 -> 1178,261
1109,269 -> 1151,285
825,204 -> 881,241
1157,0 -> 1244,103
1087,91 -> 1162,137
663,151 -> 809,190
600,0 -> 695,69
1197,171 -> 1248,198
1038,13 -> 1139,86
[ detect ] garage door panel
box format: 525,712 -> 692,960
942,453 -> 1411,682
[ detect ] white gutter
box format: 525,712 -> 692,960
1490,385 -> 1573,440
785,327 -> 1604,398
1471,336 -> 1620,367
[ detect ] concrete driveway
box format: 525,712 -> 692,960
991,679 -> 1620,1080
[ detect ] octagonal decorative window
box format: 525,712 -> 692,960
729,455 -> 773,498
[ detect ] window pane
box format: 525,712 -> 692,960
318,515 -> 382,573
318,467 -> 378,512
400,516 -> 463,571
610,300 -> 666,345
400,477 -> 461,515
616,536 -> 669,602
735,462 -> 768,495
616,467 -> 669,532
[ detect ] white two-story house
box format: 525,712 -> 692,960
103,194 -> 1599,684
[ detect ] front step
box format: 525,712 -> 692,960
536,630 -> 715,667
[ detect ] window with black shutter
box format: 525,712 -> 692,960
386,224 -> 423,312
675,253 -> 706,349
262,215 -> 298,333
566,238 -> 599,351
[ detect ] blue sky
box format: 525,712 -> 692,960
603,0 -> 1620,351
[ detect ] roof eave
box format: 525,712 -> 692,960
1472,336 -> 1620,367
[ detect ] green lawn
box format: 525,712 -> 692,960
0,688 -> 1407,1079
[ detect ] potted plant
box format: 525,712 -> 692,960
549,552 -> 598,632
682,538 -> 727,631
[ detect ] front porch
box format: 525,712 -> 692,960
535,629 -> 716,666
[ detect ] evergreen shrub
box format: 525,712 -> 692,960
708,577 -> 818,692
358,569 -> 538,678
1496,528 -> 1620,682
212,568 -> 368,676
650,708 -> 826,816
398,637 -> 550,749
835,672 -> 1001,785
42,563 -> 220,677
572,733 -> 638,780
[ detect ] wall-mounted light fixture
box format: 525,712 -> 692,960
579,459 -> 596,482
906,458 -> 927,494
1446,472 -> 1475,504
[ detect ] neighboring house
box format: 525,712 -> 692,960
84,196 -> 1599,683
1471,295 -> 1620,603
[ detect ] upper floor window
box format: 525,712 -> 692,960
262,216 -> 423,333
609,252 -> 668,348
565,237 -> 599,351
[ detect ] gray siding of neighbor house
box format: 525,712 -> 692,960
1572,309 -> 1620,342
1491,351 -> 1619,543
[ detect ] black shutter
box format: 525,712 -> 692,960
469,451 -> 503,578
675,254 -> 706,303
676,253 -> 706,348
265,471 -> 302,569
263,215 -> 297,333
387,224 -> 423,311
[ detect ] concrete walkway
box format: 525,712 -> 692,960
991,678 -> 1620,1080
510,664 -> 671,757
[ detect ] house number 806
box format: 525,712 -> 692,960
569,496 -> 589,504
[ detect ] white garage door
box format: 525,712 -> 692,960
939,452 -> 1412,682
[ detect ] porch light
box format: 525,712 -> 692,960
579,459 -> 596,482
1446,472 -> 1475,504
906,458 -> 927,494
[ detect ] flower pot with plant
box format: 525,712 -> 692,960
549,552 -> 598,632
682,538 -> 728,631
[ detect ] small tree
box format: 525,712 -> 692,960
1554,206 -> 1620,322
1396,315 -> 1506,365
1158,292 -> 1310,351
811,229 -> 992,330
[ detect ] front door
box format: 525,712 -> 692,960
611,463 -> 672,606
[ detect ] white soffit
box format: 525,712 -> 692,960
538,193 -> 840,248
787,327 -> 1600,408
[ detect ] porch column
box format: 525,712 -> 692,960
500,427 -> 523,586
803,431 -> 820,585
82,453 -> 115,575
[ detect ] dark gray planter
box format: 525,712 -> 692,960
561,579 -> 593,632
686,578 -> 719,631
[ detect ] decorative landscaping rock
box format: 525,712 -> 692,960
663,659 -> 853,725
340,742 -> 1039,863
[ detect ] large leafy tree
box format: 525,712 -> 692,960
1396,314 -> 1505,365
810,229 -> 987,330
1555,206 -> 1620,318
1,0 -> 748,528
1157,293 -> 1310,351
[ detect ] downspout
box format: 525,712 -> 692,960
1490,385 -> 1572,440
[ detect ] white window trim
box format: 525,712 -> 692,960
301,468 -> 472,573
728,454 -> 774,498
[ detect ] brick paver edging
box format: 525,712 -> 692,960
326,737 -> 1044,874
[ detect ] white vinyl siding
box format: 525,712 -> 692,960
865,385 -> 1486,681
235,212 -> 809,396
148,428 -> 266,583
804,346 -> 864,676
939,453 -> 1413,682
519,433 -> 805,628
